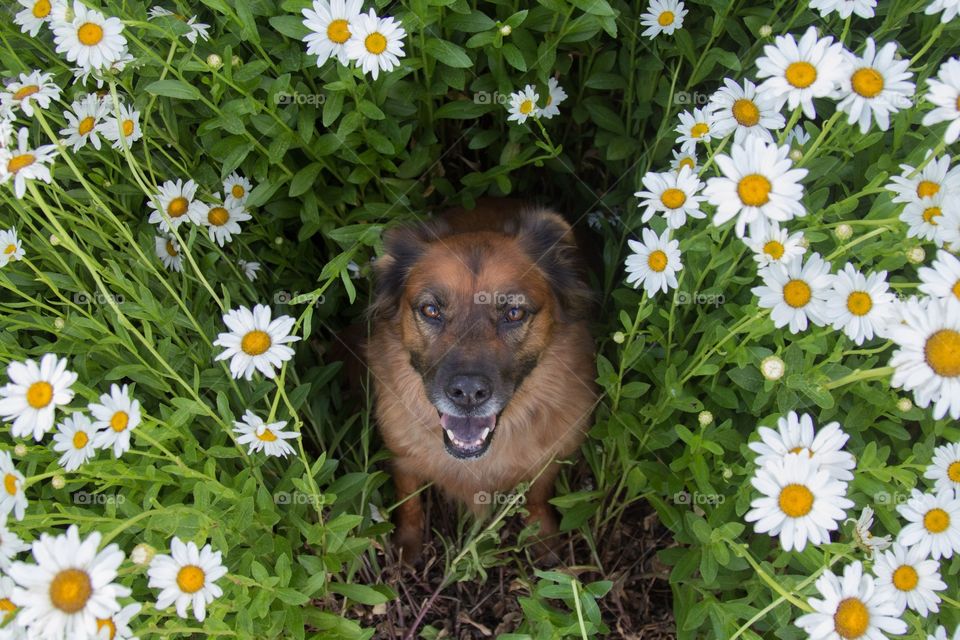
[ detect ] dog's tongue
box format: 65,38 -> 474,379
440,414 -> 495,441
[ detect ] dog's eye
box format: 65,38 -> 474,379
419,303 -> 441,321
503,307 -> 526,323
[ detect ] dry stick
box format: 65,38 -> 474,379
403,581 -> 446,640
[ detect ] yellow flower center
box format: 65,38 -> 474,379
72,430 -> 89,449
924,507 -> 950,533
110,411 -> 129,432
678,157 -> 696,171
231,184 -> 245,199
32,0 -> 51,18
778,483 -> 814,518
0,598 -> 15,613
788,446 -> 813,457
658,10 -> 675,26
891,565 -> 919,591
96,618 -> 117,640
846,291 -> 873,316
783,279 -> 812,308
737,174 -> 772,207
763,240 -> 785,260
176,565 -> 206,594
917,180 -> 940,198
4,474 -> 18,496
26,381 -> 53,409
364,32 -> 387,55
732,98 -> 761,126
78,116 -> 96,136
952,279 -> 960,301
922,207 -> 942,224
207,206 -> 229,226
77,22 -> 104,46
660,188 -> 687,209
121,119 -> 135,137
948,460 -> 960,483
257,428 -> 278,442
13,85 -> 39,101
519,99 -> 534,115
647,249 -> 668,272
785,61 -> 817,89
165,241 -> 178,257
326,18 -> 350,44
925,329 -> 960,377
833,597 -> 869,639
8,154 -> 36,174
690,122 -> 709,139
4,244 -> 15,255
851,67 -> 884,98
167,197 -> 189,218
241,330 -> 272,356
49,568 -> 92,614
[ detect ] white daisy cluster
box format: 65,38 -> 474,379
506,79 -> 569,124
885,152 -> 960,248
301,0 -> 406,80
743,413 -> 960,637
147,6 -> 211,44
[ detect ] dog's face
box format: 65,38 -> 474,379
371,211 -> 591,460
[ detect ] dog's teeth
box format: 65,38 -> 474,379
445,429 -> 456,441
480,428 -> 490,440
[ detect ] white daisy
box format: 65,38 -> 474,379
634,166 -> 706,228
182,16 -> 210,43
52,1 -> 127,71
794,561 -> 907,640
52,413 -> 97,471
0,353 -> 77,441
808,0 -> 877,18
101,102 -> 142,150
0,514 -> 30,569
223,172 -> 252,206
923,57 -> 960,144
146,179 -> 204,232
59,94 -> 108,152
850,506 -> 893,556
507,84 -> 539,124
201,196 -> 250,247
926,0 -> 960,22
670,149 -> 698,173
14,0 -> 64,36
936,206 -> 960,248
874,542 -> 946,616
0,127 -> 58,199
154,235 -> 182,272
213,304 -> 301,380
232,411 -> 298,457
674,107 -> 718,154
0,119 -> 13,148
703,136 -> 808,238
147,537 -> 227,622
302,0 -> 363,66
93,601 -> 140,640
89,384 -> 141,458
824,263 -> 898,345
707,78 -> 785,144
748,411 -> 856,482
639,0 -> 687,38
0,227 -> 25,267
896,488 -> 960,560
745,222 -> 806,268
539,77 -> 568,119
836,38 -> 915,134
745,453 -> 853,551
237,259 -> 260,282
343,9 -> 406,80
624,228 -> 683,297
752,252 -> 833,334
885,152 -> 960,206
785,124 -> 811,148
0,452 -> 27,522
1,70 -> 60,117
9,525 -> 125,639
919,249 -> 960,304
901,193 -> 956,245
755,26 -> 849,120
925,442 -> 960,495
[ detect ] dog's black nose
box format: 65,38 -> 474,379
444,374 -> 492,409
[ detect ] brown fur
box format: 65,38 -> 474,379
367,198 -> 598,560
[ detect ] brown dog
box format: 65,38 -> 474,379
366,198 -> 598,561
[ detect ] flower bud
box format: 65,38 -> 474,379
761,355 -> 785,381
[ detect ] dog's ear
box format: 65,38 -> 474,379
514,209 -> 593,322
369,218 -> 450,320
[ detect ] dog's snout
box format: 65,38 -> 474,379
444,374 -> 492,409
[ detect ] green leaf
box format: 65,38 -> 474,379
144,79 -> 202,101
423,38 -> 473,68
328,582 -> 393,605
289,162 -> 323,197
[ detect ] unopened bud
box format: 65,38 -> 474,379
761,355 -> 785,381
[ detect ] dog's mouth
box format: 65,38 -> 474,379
439,413 -> 497,459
